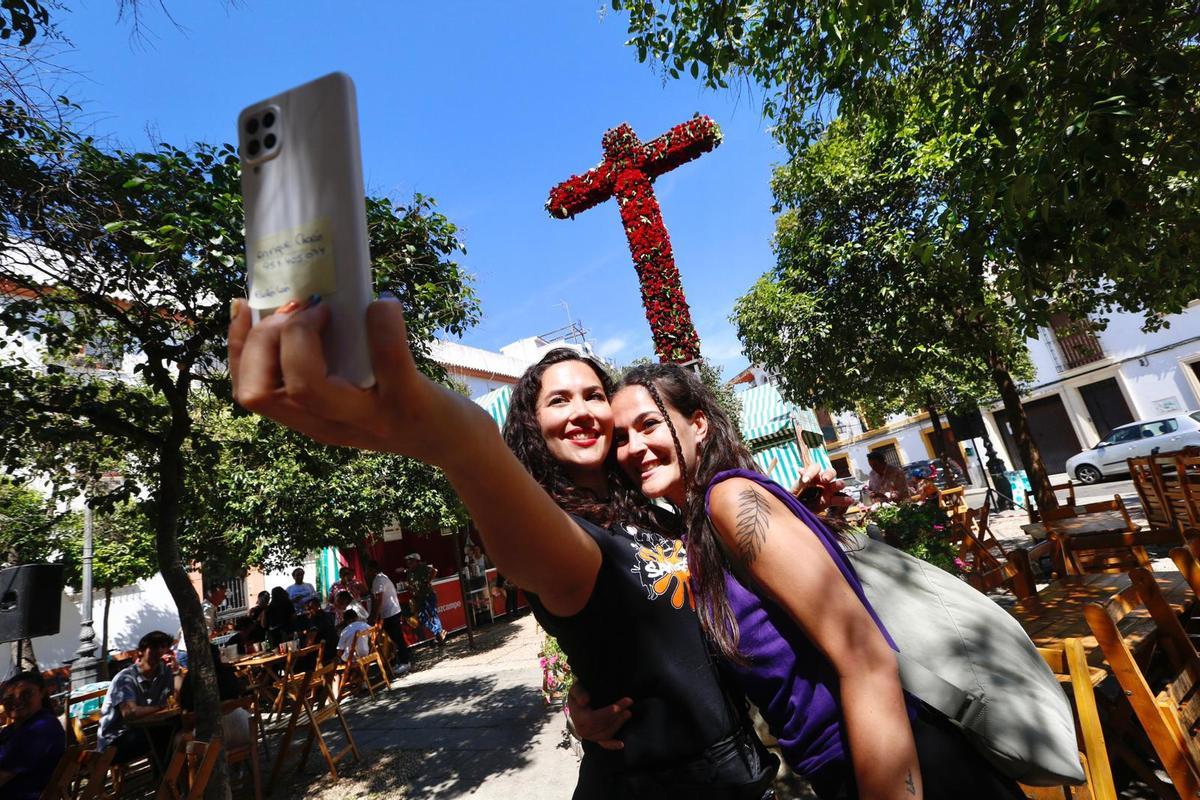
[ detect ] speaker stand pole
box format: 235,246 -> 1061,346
71,499 -> 100,688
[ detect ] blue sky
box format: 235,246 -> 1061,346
53,1 -> 785,375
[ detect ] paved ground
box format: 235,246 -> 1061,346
274,614 -> 577,800
271,614 -> 818,800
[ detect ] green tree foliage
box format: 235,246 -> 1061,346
0,477 -> 57,565
735,105 -> 1033,423
618,0 -> 1200,329
617,0 -> 1199,505
0,101 -> 478,791
0,0 -> 51,47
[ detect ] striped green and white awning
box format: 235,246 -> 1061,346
751,439 -> 806,490
737,382 -> 832,479
738,382 -> 795,445
474,385 -> 513,428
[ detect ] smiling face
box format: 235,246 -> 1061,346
612,384 -> 707,506
1,678 -> 42,726
535,360 -> 614,493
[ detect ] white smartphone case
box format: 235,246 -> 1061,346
239,72 -> 374,387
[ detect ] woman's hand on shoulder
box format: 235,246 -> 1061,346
230,297 -> 488,468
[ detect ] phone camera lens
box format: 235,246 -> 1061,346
248,139 -> 261,156
263,133 -> 277,149
245,118 -> 259,135
262,111 -> 276,128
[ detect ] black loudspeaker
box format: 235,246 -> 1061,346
0,563 -> 65,643
946,409 -> 987,440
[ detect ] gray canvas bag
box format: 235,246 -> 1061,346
843,532 -> 1085,786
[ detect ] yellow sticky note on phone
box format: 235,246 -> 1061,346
248,218 -> 337,309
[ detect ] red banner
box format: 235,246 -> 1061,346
398,568 -> 526,646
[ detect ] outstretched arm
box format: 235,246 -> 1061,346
708,478 -> 922,800
229,298 -> 601,616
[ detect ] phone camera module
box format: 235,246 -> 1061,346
262,111 -> 276,129
245,118 -> 260,135
263,133 -> 277,149
247,139 -> 261,157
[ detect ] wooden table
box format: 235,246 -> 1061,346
1020,509 -> 1133,542
1008,570 -> 1193,668
232,651 -> 289,713
127,706 -> 183,773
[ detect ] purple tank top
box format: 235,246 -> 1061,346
703,469 -> 910,777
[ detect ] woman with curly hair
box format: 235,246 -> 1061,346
228,297 -> 774,799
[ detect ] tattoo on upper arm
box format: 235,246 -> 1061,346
905,770 -> 916,795
734,487 -> 771,564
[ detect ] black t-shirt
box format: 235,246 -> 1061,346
528,515 -> 740,769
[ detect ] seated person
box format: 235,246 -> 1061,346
329,590 -> 369,627
178,646 -> 250,748
98,630 -> 183,765
336,610 -> 371,663
302,598 -> 339,664
232,615 -> 265,654
0,671 -> 65,800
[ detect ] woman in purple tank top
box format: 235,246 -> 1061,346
607,363 -> 1021,800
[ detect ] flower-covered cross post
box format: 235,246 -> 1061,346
546,116 -> 722,364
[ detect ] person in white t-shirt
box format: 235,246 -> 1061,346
286,568 -> 318,613
336,610 -> 371,662
366,559 -> 412,676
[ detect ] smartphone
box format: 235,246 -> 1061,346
238,72 -> 374,387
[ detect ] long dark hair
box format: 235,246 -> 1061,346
618,363 -> 756,660
503,348 -> 657,530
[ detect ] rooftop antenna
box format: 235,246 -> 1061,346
538,300 -> 590,346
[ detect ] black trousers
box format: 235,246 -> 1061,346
572,729 -> 777,800
380,612 -> 412,665
808,704 -> 1024,800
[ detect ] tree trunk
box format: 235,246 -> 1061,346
988,351 -> 1057,511
100,585 -> 112,681
925,404 -> 959,488
7,639 -> 38,676
154,435 -> 231,800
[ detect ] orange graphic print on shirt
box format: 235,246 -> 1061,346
632,539 -> 693,610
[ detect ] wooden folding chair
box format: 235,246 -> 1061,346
1085,569 -> 1200,796
268,663 -> 360,790
156,735 -> 223,800
937,485 -> 967,519
1130,455 -> 1178,536
40,746 -> 116,800
338,628 -> 390,700
223,696 -> 262,800
64,686 -> 108,749
1177,453 -> 1200,537
1021,638 -> 1116,800
1025,481 -> 1077,523
181,697 -> 262,800
965,544 -> 1038,599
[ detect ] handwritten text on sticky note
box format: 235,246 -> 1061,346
249,218 -> 337,309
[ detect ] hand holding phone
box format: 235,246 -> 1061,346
238,72 -> 374,386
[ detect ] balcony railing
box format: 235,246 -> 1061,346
1049,313 -> 1104,370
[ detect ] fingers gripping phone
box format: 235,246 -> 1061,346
238,72 -> 374,387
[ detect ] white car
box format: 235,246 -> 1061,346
1064,411 -> 1200,484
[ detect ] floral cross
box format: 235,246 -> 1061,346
546,116 -> 722,363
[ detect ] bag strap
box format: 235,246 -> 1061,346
895,649 -> 987,729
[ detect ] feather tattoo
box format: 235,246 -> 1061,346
734,488 -> 771,564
